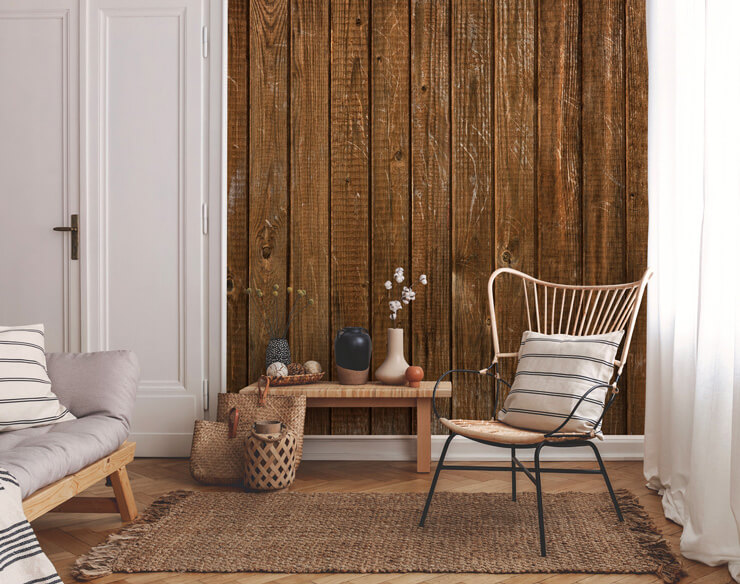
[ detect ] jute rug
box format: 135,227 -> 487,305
72,489 -> 684,582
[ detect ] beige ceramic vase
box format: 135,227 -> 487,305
374,328 -> 409,385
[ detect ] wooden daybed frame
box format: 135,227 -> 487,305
22,441 -> 138,522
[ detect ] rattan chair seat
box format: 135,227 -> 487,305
439,418 -> 593,445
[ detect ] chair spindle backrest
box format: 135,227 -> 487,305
487,268 -> 653,377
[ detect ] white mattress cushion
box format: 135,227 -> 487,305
497,330 -> 624,436
0,415 -> 129,498
0,324 -> 75,431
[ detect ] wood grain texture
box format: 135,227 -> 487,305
410,0 -> 451,434
249,0 -> 289,380
22,441 -> 136,522
582,0 -> 627,434
537,0 -> 582,286
625,0 -> 649,434
241,380 -> 452,398
493,0 -> 537,396
329,0 -> 371,435
370,0 -> 411,435
227,0 -> 649,435
290,0 -> 330,433
451,0 -> 494,422
226,0 -> 250,391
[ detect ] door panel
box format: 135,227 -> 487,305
86,0 -> 207,456
0,1 -> 80,352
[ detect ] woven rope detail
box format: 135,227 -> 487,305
189,421 -> 245,485
442,418 -> 592,444
218,392 -> 306,462
244,430 -> 297,490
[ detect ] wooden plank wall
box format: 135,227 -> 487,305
226,0 -> 649,435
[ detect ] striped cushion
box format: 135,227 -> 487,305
497,330 -> 624,436
0,324 -> 75,431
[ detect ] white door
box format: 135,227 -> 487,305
0,0 -> 81,353
84,0 -> 211,456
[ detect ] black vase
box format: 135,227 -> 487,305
334,327 -> 372,385
265,337 -> 291,370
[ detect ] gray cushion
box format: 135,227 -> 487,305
0,350 -> 139,498
45,350 -> 139,428
0,415 -> 129,498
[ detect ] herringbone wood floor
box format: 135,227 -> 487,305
32,459 -> 731,584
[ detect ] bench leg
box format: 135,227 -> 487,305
416,398 -> 432,473
109,466 -> 138,522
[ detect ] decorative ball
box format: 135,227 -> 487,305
266,362 -> 288,377
286,362 -> 305,376
303,360 -> 322,374
405,366 -> 424,388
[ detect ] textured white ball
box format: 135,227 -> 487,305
266,362 -> 288,377
303,360 -> 322,374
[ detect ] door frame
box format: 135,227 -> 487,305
79,0 -> 226,422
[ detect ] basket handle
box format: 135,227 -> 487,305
257,375 -> 271,406
227,407 -> 240,439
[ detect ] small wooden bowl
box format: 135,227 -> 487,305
267,372 -> 325,386
254,420 -> 282,434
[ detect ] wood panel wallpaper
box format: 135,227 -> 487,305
226,0 -> 648,435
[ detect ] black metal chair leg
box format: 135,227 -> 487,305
586,441 -> 623,521
534,443 -> 547,556
511,447 -> 517,501
419,433 -> 455,527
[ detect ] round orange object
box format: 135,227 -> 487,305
405,366 -> 424,387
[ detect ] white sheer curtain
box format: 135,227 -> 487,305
644,0 -> 740,579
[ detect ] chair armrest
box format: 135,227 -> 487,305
431,365 -> 495,421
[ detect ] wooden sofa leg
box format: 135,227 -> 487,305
109,466 -> 138,522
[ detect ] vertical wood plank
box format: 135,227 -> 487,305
537,0 -> 581,286
371,0 -> 411,435
411,0 -> 451,434
451,0 -> 493,421
290,0 -> 331,433
625,0 -> 648,434
330,0 -> 371,434
493,0 -> 537,395
582,0 -> 627,434
249,0 -> 289,381
226,0 -> 250,392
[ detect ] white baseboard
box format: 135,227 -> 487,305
130,433 -> 194,457
303,434 -> 644,461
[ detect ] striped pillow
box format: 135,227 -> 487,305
497,330 -> 624,436
0,324 -> 75,431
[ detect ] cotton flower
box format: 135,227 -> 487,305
401,286 -> 416,304
389,300 -> 402,313
384,280 -> 393,290
393,267 -> 405,283
419,274 -> 428,285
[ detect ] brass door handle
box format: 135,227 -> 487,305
53,214 -> 79,260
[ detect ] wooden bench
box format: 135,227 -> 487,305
241,381 -> 452,473
22,441 -> 138,522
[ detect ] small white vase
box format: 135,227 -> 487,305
374,328 -> 409,385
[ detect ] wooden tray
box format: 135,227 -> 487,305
267,372 -> 325,386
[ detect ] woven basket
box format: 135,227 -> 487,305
244,426 -> 297,490
190,408 -> 243,485
266,372 -> 324,386
218,376 -> 306,464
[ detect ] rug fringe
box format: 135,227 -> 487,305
615,489 -> 686,584
71,490 -> 194,581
